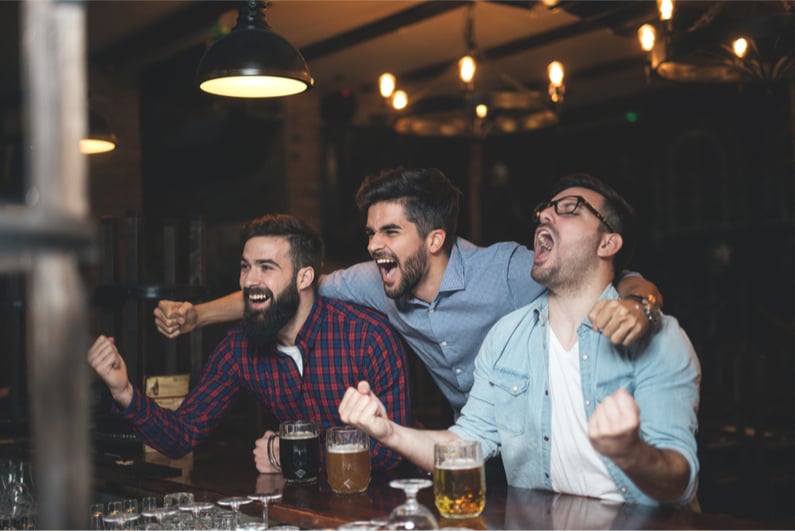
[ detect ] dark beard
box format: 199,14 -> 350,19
242,280 -> 300,346
384,245 -> 427,300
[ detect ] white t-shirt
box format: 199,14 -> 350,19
276,344 -> 303,376
548,328 -> 623,502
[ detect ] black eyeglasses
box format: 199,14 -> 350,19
533,195 -> 617,233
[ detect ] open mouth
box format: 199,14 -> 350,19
244,287 -> 272,309
374,256 -> 398,282
534,228 -> 554,261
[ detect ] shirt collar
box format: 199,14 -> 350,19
294,294 -> 324,352
437,237 -> 467,293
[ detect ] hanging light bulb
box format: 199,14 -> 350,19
379,73 -> 396,99
458,55 -> 476,84
80,109 -> 117,155
475,103 -> 488,119
732,37 -> 749,58
638,24 -> 656,52
547,61 -> 565,104
392,90 -> 408,110
657,0 -> 674,22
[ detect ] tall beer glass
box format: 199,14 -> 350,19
326,426 -> 371,494
279,420 -> 320,483
433,440 -> 485,519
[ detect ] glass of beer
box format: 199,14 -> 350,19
279,420 -> 320,483
326,426 -> 371,494
433,439 -> 486,519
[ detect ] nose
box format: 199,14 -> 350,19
536,203 -> 554,225
367,232 -> 384,256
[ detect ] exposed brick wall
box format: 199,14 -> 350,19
283,90 -> 323,233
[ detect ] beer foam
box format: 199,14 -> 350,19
328,443 -> 367,454
281,433 -> 318,440
435,459 -> 481,470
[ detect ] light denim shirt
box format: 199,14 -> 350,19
320,238 -> 544,413
449,285 -> 701,506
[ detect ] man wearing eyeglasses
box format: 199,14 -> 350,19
152,168 -> 663,423
339,173 -> 700,505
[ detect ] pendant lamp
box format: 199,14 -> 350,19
196,1 -> 314,98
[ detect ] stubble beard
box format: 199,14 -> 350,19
384,245 -> 428,300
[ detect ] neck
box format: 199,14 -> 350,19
411,250 -> 450,303
276,291 -> 315,346
547,270 -> 613,350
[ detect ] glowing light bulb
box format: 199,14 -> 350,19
657,0 -> 673,21
475,104 -> 488,119
379,73 -> 396,99
548,61 -> 564,87
458,55 -> 476,84
392,90 -> 408,110
638,24 -> 656,52
733,37 -> 748,58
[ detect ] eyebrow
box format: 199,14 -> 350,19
366,223 -> 403,233
241,257 -> 281,268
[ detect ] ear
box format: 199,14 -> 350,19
426,229 -> 447,254
597,232 -> 623,259
296,266 -> 315,290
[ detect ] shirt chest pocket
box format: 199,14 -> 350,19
489,371 -> 530,435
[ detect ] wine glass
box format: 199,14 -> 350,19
248,492 -> 282,529
386,479 -> 438,530
217,496 -> 253,528
139,505 -> 177,530
179,501 -> 215,529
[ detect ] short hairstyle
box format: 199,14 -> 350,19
240,214 -> 324,287
355,167 -> 462,253
550,173 -> 636,274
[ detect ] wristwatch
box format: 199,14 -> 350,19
625,293 -> 662,329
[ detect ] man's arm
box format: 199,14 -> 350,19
339,381 -> 459,471
588,388 -> 690,502
154,291 -> 244,338
87,335 -> 134,407
588,275 -> 663,346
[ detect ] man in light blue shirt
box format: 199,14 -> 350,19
153,168 -> 662,417
339,173 -> 701,505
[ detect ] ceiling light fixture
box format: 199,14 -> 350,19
379,3 -> 559,137
196,0 -> 314,98
80,109 -> 116,155
639,0 -> 795,83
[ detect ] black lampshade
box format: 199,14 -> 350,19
196,2 -> 314,98
80,108 -> 117,154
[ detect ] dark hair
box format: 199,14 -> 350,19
355,167 -> 462,253
240,214 -> 324,287
550,173 -> 636,274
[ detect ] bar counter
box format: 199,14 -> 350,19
90,441 -> 776,530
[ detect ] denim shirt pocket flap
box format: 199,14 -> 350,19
490,370 -> 529,398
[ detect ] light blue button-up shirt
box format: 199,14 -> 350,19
449,285 -> 701,506
320,238 -> 544,413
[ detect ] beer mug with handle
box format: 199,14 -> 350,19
433,440 -> 486,519
279,420 -> 320,483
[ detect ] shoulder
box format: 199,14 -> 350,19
319,296 -> 393,329
456,238 -> 531,260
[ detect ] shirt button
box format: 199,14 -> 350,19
585,400 -> 591,406
429,308 -> 435,313
545,473 -> 550,478
621,487 -> 627,493
582,354 -> 588,361
455,368 -> 462,375
512,385 -> 518,392
543,435 -> 549,441
441,341 -> 448,347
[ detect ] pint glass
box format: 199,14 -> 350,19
326,426 -> 371,494
433,440 -> 486,519
279,420 -> 320,483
